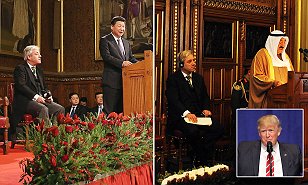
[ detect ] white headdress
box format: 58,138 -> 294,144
265,30 -> 291,71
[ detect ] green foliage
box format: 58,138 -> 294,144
19,112 -> 153,185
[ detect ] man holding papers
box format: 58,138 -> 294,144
166,50 -> 224,166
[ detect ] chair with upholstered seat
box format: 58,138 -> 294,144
0,96 -> 10,154
8,83 -> 35,149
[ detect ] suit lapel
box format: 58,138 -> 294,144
123,38 -> 129,60
37,68 -> 45,90
279,143 -> 289,176
25,65 -> 37,88
108,34 -> 125,60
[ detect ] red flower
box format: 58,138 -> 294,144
73,125 -> 80,132
133,142 -> 139,147
72,139 -> 79,148
108,120 -> 115,125
49,126 -> 59,137
122,115 -> 130,122
65,125 -> 74,133
61,155 -> 69,163
42,143 -> 48,153
35,119 -> 45,132
102,120 -> 108,125
107,112 -> 118,119
60,141 -> 68,146
132,131 -> 141,138
73,118 -> 81,125
57,113 -> 65,123
88,122 -> 95,131
115,120 -> 122,126
50,155 -> 57,167
99,148 -> 108,154
92,143 -> 99,149
65,117 -> 74,124
124,130 -> 130,136
98,112 -> 105,119
118,113 -> 123,120
79,121 -> 87,126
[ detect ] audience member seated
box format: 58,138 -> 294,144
11,45 -> 65,143
166,50 -> 224,166
80,97 -> 88,106
91,92 -> 107,116
65,92 -> 88,120
80,96 -> 91,113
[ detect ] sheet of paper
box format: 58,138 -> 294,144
184,117 -> 212,126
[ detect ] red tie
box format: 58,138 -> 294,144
266,153 -> 274,176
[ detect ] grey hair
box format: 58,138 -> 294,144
178,50 -> 193,63
23,45 -> 40,61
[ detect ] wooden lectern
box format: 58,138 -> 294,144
267,71 -> 308,177
122,50 -> 153,115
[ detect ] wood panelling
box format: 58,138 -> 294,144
201,64 -> 234,134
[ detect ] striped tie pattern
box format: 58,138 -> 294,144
266,153 -> 274,176
185,75 -> 193,88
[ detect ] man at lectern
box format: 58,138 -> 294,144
166,50 -> 224,165
249,30 -> 294,108
99,16 -> 138,114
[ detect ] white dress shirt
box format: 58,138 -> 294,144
258,142 -> 283,177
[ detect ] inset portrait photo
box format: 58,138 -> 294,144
236,109 -> 304,178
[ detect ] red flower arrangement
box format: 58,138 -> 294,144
19,112 -> 153,184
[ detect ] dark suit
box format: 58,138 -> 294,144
11,63 -> 64,134
65,105 -> 88,120
99,33 -> 138,114
166,70 -> 223,162
237,141 -> 302,176
91,105 -> 107,116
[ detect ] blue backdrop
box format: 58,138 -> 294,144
237,109 -> 303,150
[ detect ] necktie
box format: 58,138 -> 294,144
98,106 -> 102,115
117,38 -> 125,58
70,106 -> 76,118
266,153 -> 274,176
185,75 -> 193,88
31,67 -> 37,78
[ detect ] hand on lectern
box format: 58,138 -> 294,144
122,61 -> 133,67
274,80 -> 282,87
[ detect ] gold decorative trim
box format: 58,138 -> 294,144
282,0 -> 287,33
204,0 -> 276,16
240,21 -> 245,42
172,4 -> 179,72
161,12 -> 164,61
192,4 -> 198,59
37,0 -> 41,47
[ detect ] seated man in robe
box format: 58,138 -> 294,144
249,30 -> 294,108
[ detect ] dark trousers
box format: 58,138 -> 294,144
102,85 -> 123,114
176,118 -> 224,162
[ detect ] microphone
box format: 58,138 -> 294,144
267,141 -> 273,153
267,141 -> 273,176
299,48 -> 308,62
